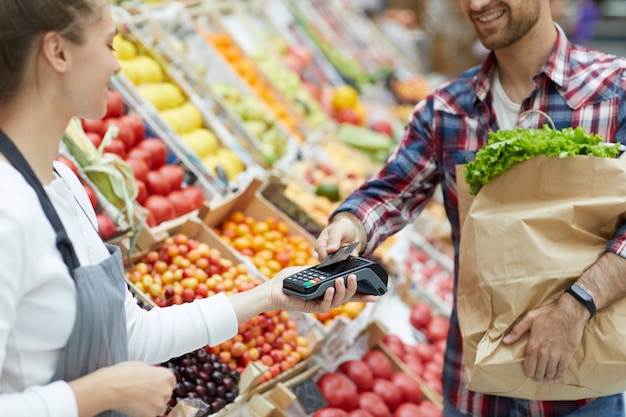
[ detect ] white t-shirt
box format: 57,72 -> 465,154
491,69 -> 522,130
0,161 -> 238,417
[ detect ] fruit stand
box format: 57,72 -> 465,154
55,1 -> 453,416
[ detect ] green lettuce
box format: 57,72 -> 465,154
463,126 -> 620,195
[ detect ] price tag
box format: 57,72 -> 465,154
291,378 -> 327,414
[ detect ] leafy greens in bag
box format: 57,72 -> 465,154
463,125 -> 621,195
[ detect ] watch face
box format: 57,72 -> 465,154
571,285 -> 592,302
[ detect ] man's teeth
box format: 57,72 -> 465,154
478,11 -> 505,22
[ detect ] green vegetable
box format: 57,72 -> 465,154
315,183 -> 341,202
63,118 -> 138,228
464,125 -> 620,195
337,124 -> 394,152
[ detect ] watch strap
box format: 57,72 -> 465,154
565,284 -> 596,319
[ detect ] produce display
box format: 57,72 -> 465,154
111,25 -> 253,189
208,309 -> 311,382
53,154 -> 124,241
210,7 -> 330,131
402,245 -> 454,309
198,28 -> 305,142
287,2 -> 371,90
137,7 -> 299,170
313,339 -> 442,417
71,88 -> 208,227
248,49 -> 330,130
53,2 -> 456,416
126,229 -> 261,306
210,82 -> 289,166
387,75 -> 432,105
213,210 -> 318,279
126,228 -> 314,394
211,208 -> 370,328
162,347 -> 241,416
395,301 -> 449,395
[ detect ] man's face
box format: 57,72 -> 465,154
459,0 -> 541,50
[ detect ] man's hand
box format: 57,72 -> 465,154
502,294 -> 589,384
315,212 -> 367,260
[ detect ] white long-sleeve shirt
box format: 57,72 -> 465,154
0,161 -> 238,417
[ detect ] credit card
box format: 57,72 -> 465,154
317,242 -> 360,268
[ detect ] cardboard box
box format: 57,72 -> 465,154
241,326 -> 323,401
200,177 -> 316,247
249,364 -> 321,417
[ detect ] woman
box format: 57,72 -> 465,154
0,1 -> 375,416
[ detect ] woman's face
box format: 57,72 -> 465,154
64,1 -> 120,119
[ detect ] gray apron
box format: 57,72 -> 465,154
0,131 -> 129,417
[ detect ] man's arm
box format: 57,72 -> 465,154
503,251 -> 626,383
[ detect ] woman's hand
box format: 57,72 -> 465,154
227,266 -> 378,325
70,361 -> 176,417
263,266 -> 378,314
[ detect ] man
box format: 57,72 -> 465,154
315,0 -> 626,415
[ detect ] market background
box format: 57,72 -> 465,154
56,1 -> 626,416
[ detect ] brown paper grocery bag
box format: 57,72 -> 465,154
456,154 -> 626,400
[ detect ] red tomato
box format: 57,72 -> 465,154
86,132 -> 102,148
435,339 -> 447,353
338,360 -> 374,392
181,186 -> 205,210
119,114 -> 145,143
136,206 -> 156,227
393,403 -> 424,417
424,360 -> 442,377
382,334 -> 405,359
96,213 -> 116,240
105,90 -> 125,119
362,350 -> 393,380
312,408 -> 349,417
82,183 -> 97,210
423,373 -> 442,394
167,190 -> 195,217
370,120 -> 394,138
348,410 -> 374,417
145,170 -> 171,196
54,155 -> 80,177
419,400 -> 442,417
135,180 -> 148,206
413,343 -> 435,363
81,118 -> 107,137
357,392 -> 390,417
105,118 -> 135,150
126,148 -> 153,173
103,138 -> 127,158
144,195 -> 175,225
409,303 -> 432,331
316,373 -> 359,412
126,158 -> 149,183
403,357 -> 424,377
336,108 -> 361,125
425,316 -> 449,344
158,164 -> 185,191
389,372 -> 422,404
372,378 -> 402,411
137,138 -> 168,169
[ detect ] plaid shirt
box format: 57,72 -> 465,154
334,26 -> 626,416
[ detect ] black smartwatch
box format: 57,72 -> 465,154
565,284 -> 596,319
